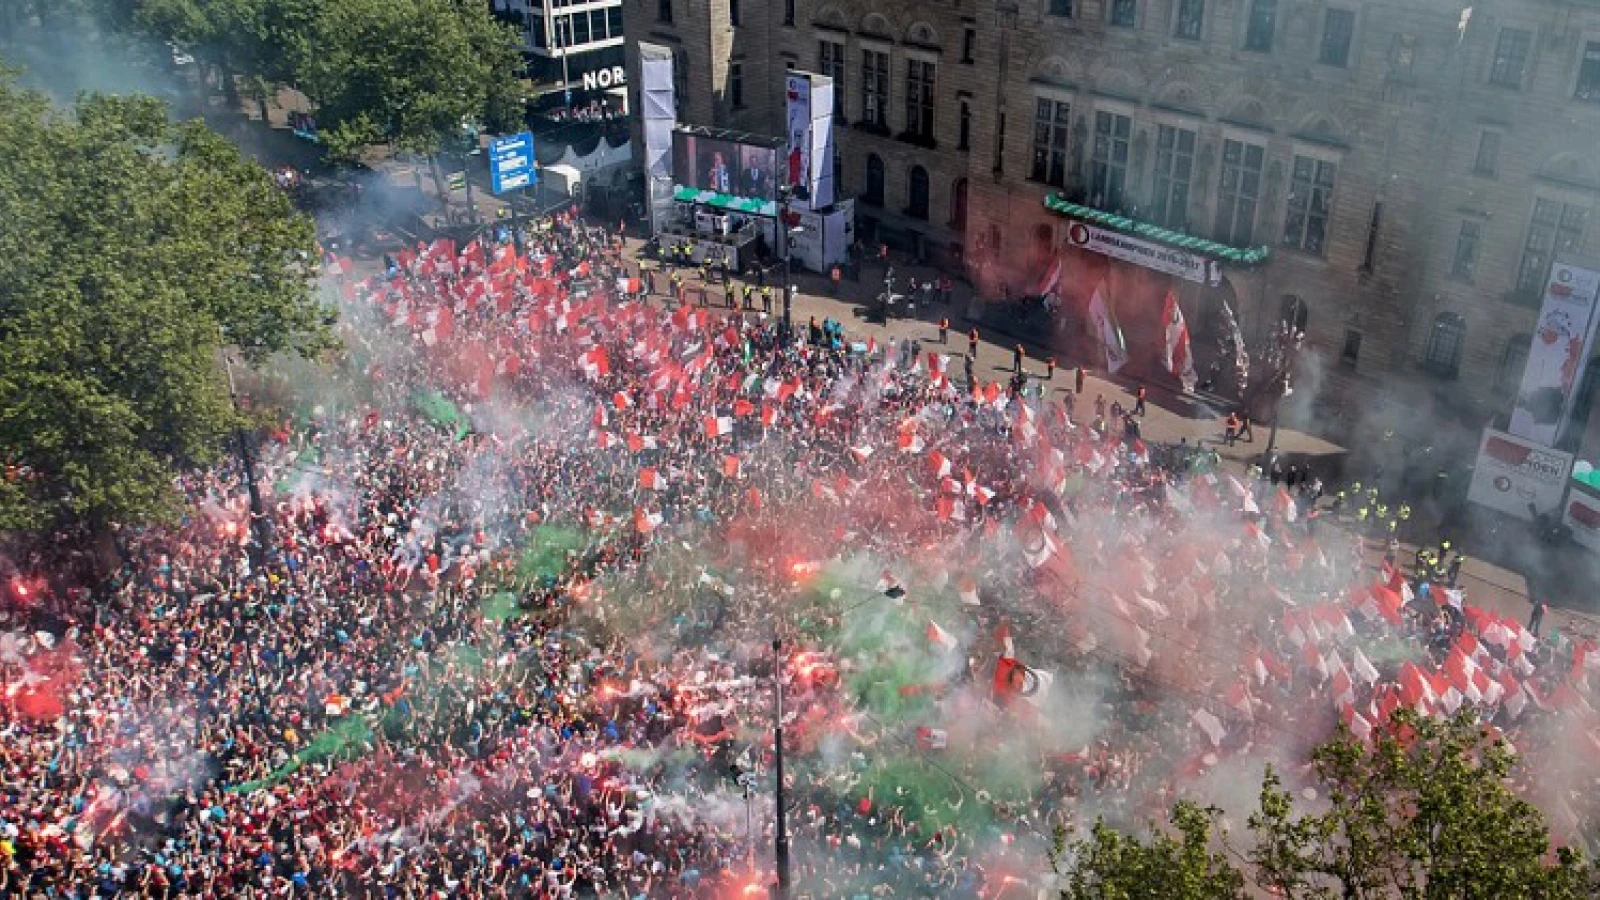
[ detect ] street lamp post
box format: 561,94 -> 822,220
772,636 -> 791,899
1260,322 -> 1304,469
778,186 -> 794,346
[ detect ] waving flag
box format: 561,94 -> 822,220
1161,289 -> 1198,392
1088,280 -> 1128,373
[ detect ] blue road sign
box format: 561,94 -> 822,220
489,131 -> 537,194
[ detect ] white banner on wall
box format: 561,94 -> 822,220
1064,220 -> 1221,286
1466,427 -> 1574,520
1565,479 -> 1600,553
1508,261 -> 1600,447
809,76 -> 835,208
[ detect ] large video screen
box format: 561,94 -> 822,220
673,132 -> 778,201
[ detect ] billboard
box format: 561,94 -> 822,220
1507,261 -> 1600,446
1466,427 -> 1574,520
672,131 -> 778,202
1565,477 -> 1600,553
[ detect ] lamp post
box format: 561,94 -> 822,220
778,186 -> 794,346
1260,321 -> 1304,469
772,636 -> 791,899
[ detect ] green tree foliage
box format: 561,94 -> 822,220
1055,802 -> 1247,900
0,74 -> 332,531
293,0 -> 524,161
1054,712 -> 1595,900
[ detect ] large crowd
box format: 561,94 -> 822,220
0,210 -> 1596,899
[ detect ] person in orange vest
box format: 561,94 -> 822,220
1013,343 -> 1025,374
1075,366 -> 1086,395
1225,412 -> 1241,446
938,317 -> 949,344
830,265 -> 842,297
1046,356 -> 1056,380
1134,383 -> 1147,416
968,326 -> 980,357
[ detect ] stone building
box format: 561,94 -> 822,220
624,0 -> 1600,454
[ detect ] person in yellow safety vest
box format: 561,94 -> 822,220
1375,503 -> 1389,522
1356,506 -> 1370,523
761,286 -> 773,313
1397,503 -> 1412,521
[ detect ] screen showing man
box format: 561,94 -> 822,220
738,145 -> 775,201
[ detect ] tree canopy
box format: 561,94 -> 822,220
1055,712 -> 1595,900
94,0 -> 525,162
0,74 -> 332,532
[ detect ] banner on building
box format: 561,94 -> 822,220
1088,280 -> 1128,374
1064,220 -> 1221,286
1466,427 -> 1574,521
785,73 -> 812,200
638,42 -> 678,236
1508,261 -> 1600,447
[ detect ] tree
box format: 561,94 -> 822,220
1053,802 -> 1247,900
1248,711 -> 1592,900
293,0 -> 523,164
1052,712 -> 1595,900
0,74 -> 332,533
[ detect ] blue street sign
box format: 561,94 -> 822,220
489,131 -> 537,194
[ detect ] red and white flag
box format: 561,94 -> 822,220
703,416 -> 733,438
633,507 -> 664,533
1088,280 -> 1128,374
1160,289 -> 1198,392
927,620 -> 960,654
639,467 -> 667,491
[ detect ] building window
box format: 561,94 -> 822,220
1577,42 -> 1600,102
818,40 -> 845,117
1283,155 -> 1336,256
862,50 -> 889,128
994,112 -> 1006,174
963,28 -> 976,63
1150,124 -> 1195,230
1320,8 -> 1354,67
864,154 -> 885,205
1048,0 -> 1072,18
1031,99 -> 1070,187
1175,0 -> 1203,40
907,166 -> 930,219
1215,139 -> 1264,246
1341,329 -> 1361,367
951,178 -> 969,230
1517,199 -> 1588,295
573,12 -> 590,44
1090,111 -> 1131,210
784,0 -> 794,25
658,0 -> 672,23
1244,0 -> 1277,52
1474,130 -> 1500,176
1452,220 -> 1480,280
1424,312 -> 1466,378
959,101 -> 972,151
1360,201 -> 1383,271
1109,0 -> 1136,28
1499,334 -> 1531,388
1489,27 -> 1531,88
729,0 -> 740,27
905,59 -> 936,141
730,62 -> 744,108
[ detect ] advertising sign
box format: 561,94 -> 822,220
785,74 -> 812,199
1508,261 -> 1600,446
808,76 -> 835,208
1466,427 -> 1574,520
1565,477 -> 1600,553
672,132 -> 778,202
1064,220 -> 1221,286
489,132 -> 537,194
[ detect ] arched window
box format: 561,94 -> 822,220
907,166 -> 930,219
1424,312 -> 1466,377
950,178 -> 968,231
1278,294 -> 1308,333
864,154 -> 884,205
1498,334 -> 1531,389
